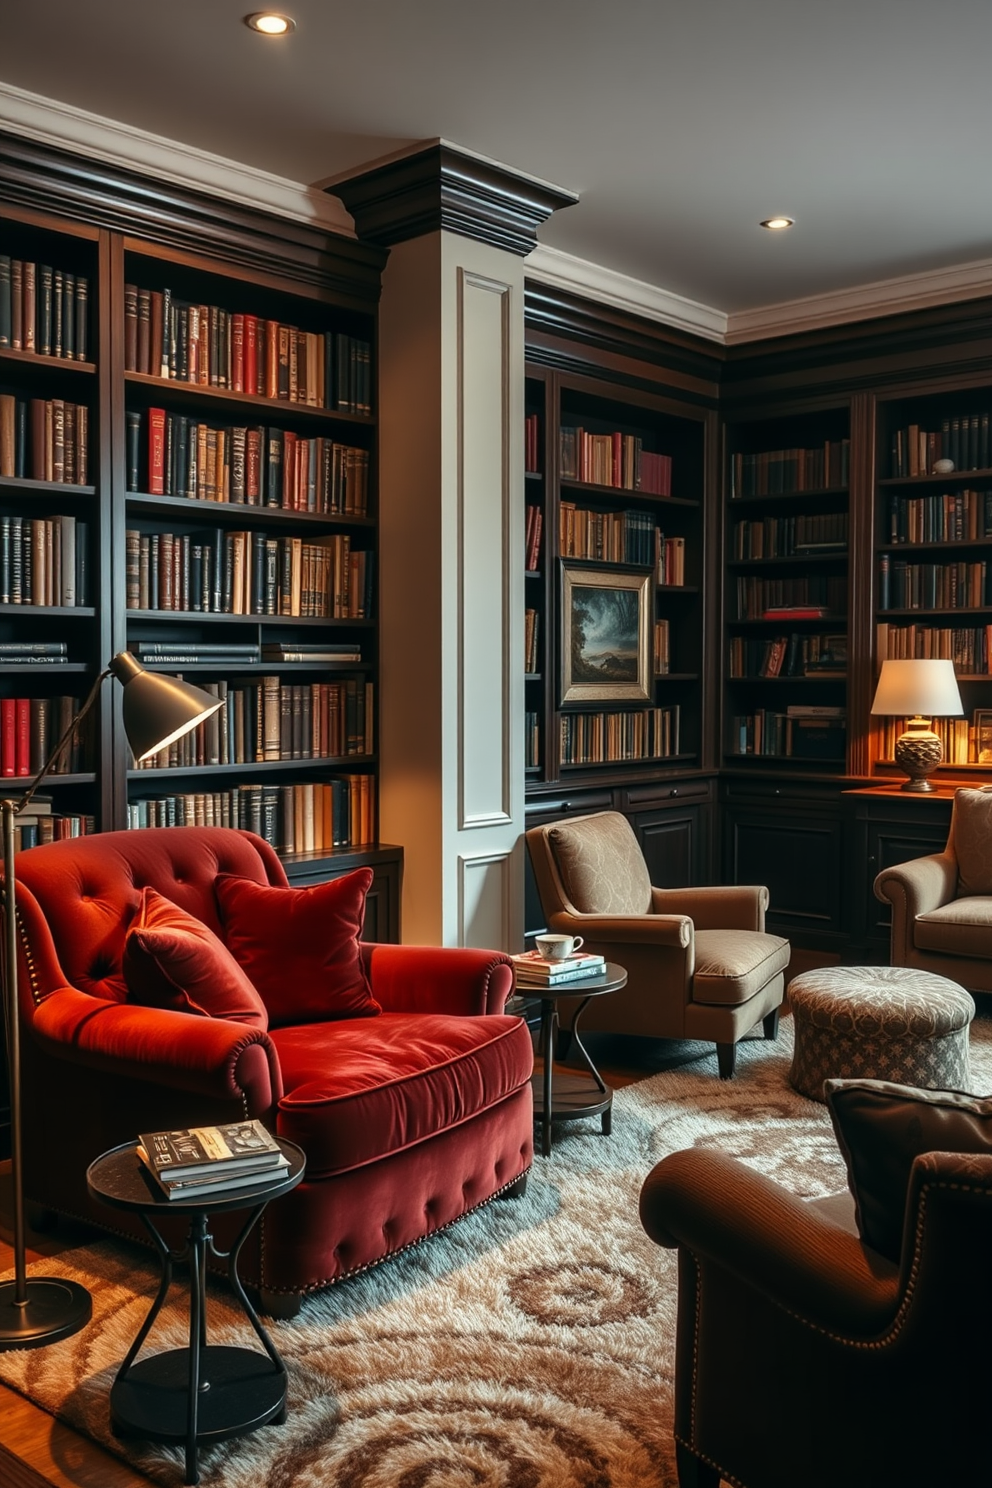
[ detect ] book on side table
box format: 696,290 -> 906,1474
137,1118 -> 289,1200
510,950 -> 606,987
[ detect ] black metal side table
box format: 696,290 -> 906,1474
529,962 -> 627,1157
86,1138 -> 305,1487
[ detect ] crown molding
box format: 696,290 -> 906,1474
525,244 -> 728,344
0,80 -> 355,239
330,141 -> 578,256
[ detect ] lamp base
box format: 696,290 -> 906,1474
0,1277 -> 92,1350
894,719 -> 943,792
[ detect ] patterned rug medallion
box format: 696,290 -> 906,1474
3,1014 -> 991,1486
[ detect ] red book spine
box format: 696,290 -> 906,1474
0,698 -> 15,777
148,407 -> 166,496
244,314 -> 258,394
265,321 -> 279,400
15,697 -> 30,776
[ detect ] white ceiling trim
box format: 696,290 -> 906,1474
526,243 -> 728,343
724,258 -> 992,344
0,81 -> 355,238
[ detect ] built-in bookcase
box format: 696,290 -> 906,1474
525,364 -> 707,792
723,405 -> 851,772
873,378 -> 992,779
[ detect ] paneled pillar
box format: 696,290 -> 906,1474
332,143 -> 575,946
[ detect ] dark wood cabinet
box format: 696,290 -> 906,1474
843,786 -> 954,959
284,844 -> 403,944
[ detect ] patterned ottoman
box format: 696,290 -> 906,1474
788,965 -> 974,1103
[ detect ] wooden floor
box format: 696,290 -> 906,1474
0,998 -> 813,1488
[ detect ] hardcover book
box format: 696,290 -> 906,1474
137,1117 -> 285,1181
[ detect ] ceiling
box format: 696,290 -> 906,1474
3,0 -> 992,318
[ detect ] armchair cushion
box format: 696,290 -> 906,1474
825,1077 -> 992,1263
949,786 -> 992,896
123,886 -> 269,1031
915,896 -> 992,957
693,928 -> 791,1006
548,811 -> 652,914
216,867 -> 379,1028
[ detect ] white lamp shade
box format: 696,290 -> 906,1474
871,658 -> 964,717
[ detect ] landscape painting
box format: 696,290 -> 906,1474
561,566 -> 652,704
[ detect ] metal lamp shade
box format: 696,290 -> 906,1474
110,652 -> 224,762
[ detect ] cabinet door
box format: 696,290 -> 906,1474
722,781 -> 845,945
845,794 -> 953,952
635,802 -> 711,888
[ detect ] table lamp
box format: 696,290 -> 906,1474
870,657 -> 964,792
0,653 -> 223,1350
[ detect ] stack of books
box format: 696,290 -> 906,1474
510,950 -> 606,987
137,1118 -> 289,1201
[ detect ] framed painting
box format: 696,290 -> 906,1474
975,709 -> 992,764
560,565 -> 652,704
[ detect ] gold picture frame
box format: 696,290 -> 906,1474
560,565 -> 652,705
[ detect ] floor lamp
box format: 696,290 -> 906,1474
0,652 -> 223,1349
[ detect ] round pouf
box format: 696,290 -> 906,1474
788,965 -> 974,1103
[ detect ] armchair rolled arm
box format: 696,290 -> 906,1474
873,852 -> 958,917
546,909 -> 692,948
640,1147 -> 900,1337
31,986 -> 282,1111
651,884 -> 768,931
362,943 -> 515,1015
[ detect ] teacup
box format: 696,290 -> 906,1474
535,933 -> 584,961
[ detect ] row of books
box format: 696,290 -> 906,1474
125,528 -> 373,619
656,534 -> 686,586
0,641 -> 73,665
0,695 -> 87,777
876,716 -> 973,766
654,618 -> 671,675
729,440 -> 850,498
884,489 -> 992,545
560,705 -> 681,765
876,621 -> 992,675
730,709 -> 847,759
130,409 -> 370,515
525,412 -> 541,475
0,514 -> 90,607
524,711 -> 540,769
559,504 -> 661,566
13,810 -> 95,852
728,631 -> 846,679
878,557 -> 992,612
126,775 -> 374,852
137,1119 -> 287,1201
525,504 -> 543,570
510,949 -> 606,987
560,427 -> 673,496
129,641 -> 362,665
0,258 -> 89,361
123,284 -> 371,415
133,677 -> 373,769
0,396 -> 89,484
889,414 -> 991,479
734,575 -> 847,621
732,511 -> 848,559
524,609 -> 541,673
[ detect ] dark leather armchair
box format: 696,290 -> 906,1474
526,810 -> 789,1077
11,826 -> 534,1315
640,1143 -> 992,1488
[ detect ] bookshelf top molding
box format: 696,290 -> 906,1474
0,130 -> 386,304
330,142 -> 578,256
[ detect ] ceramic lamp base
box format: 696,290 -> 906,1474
894,719 -> 943,792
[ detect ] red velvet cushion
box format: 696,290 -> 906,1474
123,885 -> 268,1030
215,868 -> 379,1028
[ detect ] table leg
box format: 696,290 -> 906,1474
185,1212 -> 208,1486
540,996 -> 555,1157
569,995 -> 612,1136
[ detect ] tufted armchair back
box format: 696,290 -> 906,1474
13,827 -> 288,1008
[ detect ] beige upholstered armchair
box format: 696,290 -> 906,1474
874,786 -> 992,994
524,810 -> 789,1078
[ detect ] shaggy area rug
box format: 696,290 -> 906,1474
3,1015 -> 991,1487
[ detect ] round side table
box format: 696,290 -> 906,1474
87,1137 -> 305,1487
528,962 -> 627,1157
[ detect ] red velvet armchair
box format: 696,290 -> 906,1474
11,827 -> 534,1315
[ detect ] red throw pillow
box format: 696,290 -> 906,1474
214,868 -> 379,1028
123,885 -> 268,1030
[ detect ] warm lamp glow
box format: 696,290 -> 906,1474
871,658 -> 964,792
244,12 -> 295,34
760,217 -> 795,231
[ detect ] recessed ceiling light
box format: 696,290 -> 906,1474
244,12 -> 296,34
760,217 -> 795,231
